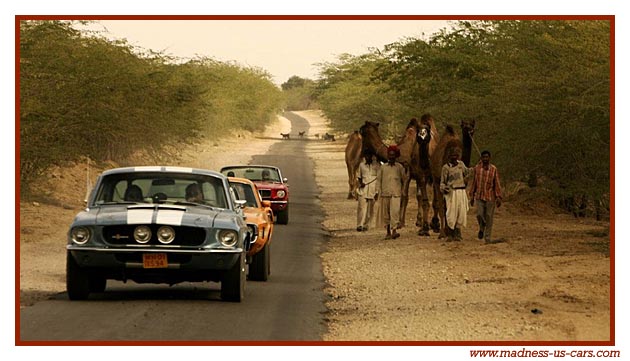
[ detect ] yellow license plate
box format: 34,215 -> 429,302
143,253 -> 168,268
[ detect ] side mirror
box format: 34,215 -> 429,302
283,177 -> 288,183
235,199 -> 247,209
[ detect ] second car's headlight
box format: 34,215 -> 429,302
247,225 -> 258,243
134,225 -> 152,244
157,226 -> 175,244
276,190 -> 286,198
71,227 -> 91,245
218,230 -> 238,247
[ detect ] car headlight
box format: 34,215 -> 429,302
71,227 -> 91,245
157,226 -> 175,244
276,190 -> 286,198
247,224 -> 258,243
133,225 -> 152,244
218,229 -> 238,247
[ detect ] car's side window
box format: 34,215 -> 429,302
201,179 -> 228,209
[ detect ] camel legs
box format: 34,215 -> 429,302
399,176 -> 412,228
430,181 -> 447,238
346,164 -> 359,200
430,181 -> 441,233
416,175 -> 431,236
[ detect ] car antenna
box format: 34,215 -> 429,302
84,156 -> 92,204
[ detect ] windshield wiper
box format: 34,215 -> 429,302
172,201 -> 217,210
98,201 -> 144,205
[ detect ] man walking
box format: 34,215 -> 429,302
440,147 -> 473,241
469,150 -> 503,244
378,145 -> 405,239
356,150 -> 381,231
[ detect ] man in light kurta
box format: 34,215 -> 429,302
356,150 -> 381,232
440,147 -> 473,241
378,145 -> 405,239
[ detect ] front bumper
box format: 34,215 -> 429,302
68,246 -> 243,273
269,200 -> 288,212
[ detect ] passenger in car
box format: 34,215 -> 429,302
185,183 -> 203,203
124,185 -> 144,202
262,169 -> 271,181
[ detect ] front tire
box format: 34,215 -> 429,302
66,252 -> 90,300
89,275 -> 107,293
221,252 -> 245,302
276,206 -> 289,224
248,241 -> 270,281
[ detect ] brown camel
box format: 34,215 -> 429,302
429,119 -> 476,238
358,121 -> 389,162
413,114 -> 439,235
396,119 -> 420,228
344,130 -> 363,199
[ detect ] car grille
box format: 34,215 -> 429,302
258,189 -> 272,199
103,225 -> 206,247
114,253 -> 193,264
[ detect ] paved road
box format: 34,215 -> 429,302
19,112 -> 328,342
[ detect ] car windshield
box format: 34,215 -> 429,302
230,182 -> 259,208
93,172 -> 229,209
222,167 -> 281,182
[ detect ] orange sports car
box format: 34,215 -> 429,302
228,177 -> 274,281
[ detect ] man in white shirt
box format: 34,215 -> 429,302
378,145 -> 405,239
356,150 -> 381,231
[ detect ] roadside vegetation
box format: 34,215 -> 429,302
19,20 -> 283,194
19,19 -> 610,219
283,20 -> 610,219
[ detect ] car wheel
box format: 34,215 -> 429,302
66,252 -> 90,300
89,275 -> 107,293
249,241 -> 269,281
221,252 -> 245,302
276,206 -> 289,224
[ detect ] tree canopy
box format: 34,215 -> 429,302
19,20 -> 283,190
315,20 -> 611,210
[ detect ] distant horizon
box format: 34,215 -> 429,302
76,19 -> 451,85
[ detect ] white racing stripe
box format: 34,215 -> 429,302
127,209 -> 154,224
134,166 -> 162,172
165,166 -> 193,173
156,210 -> 185,226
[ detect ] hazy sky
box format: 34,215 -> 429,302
83,20 -> 451,85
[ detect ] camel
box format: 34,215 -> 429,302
412,114 -> 439,235
358,121 -> 389,163
395,119 -> 420,228
429,119 -> 476,238
344,130 -> 363,199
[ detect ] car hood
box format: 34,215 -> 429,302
243,207 -> 266,220
73,204 -> 238,229
252,181 -> 286,190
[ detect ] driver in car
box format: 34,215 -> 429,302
185,183 -> 203,203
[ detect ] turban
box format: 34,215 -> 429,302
387,145 -> 400,157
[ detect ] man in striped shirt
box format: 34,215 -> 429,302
469,150 -> 503,244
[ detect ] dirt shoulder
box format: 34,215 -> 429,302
19,110 -> 610,342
